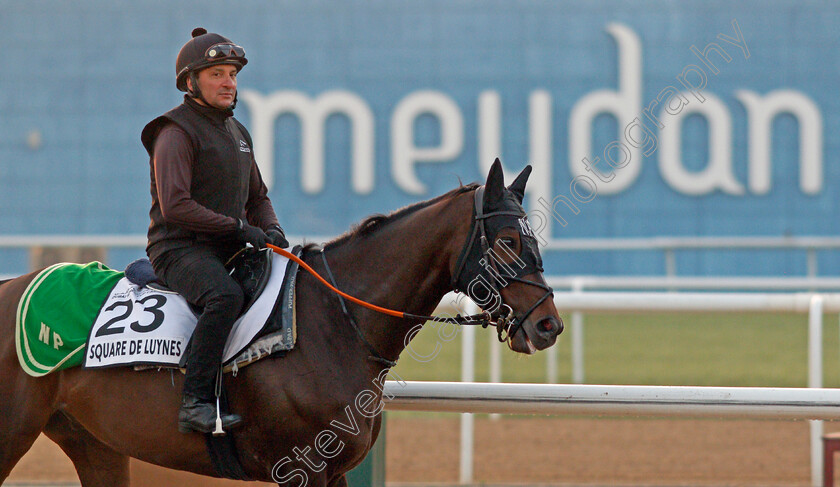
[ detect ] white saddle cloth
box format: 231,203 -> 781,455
83,253 -> 290,369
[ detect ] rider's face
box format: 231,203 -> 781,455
190,64 -> 238,110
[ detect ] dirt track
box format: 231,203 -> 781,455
387,417 -> 820,486
7,416 -> 835,486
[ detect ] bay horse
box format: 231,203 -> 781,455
0,160 -> 562,486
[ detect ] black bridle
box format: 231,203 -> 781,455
451,186 -> 554,343
298,184 -> 555,368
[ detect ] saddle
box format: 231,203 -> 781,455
125,248 -> 273,317
124,247 -> 296,371
226,248 -> 275,316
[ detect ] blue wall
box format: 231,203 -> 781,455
0,0 -> 837,276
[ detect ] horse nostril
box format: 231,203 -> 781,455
538,317 -> 562,335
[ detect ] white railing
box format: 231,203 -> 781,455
550,291 -> 839,385
4,234 -> 840,277
3,235 -> 840,252
447,293 -> 835,487
440,288 -> 840,385
384,380 -> 840,419
384,380 -> 840,486
9,234 -> 840,287
547,275 -> 840,291
544,235 -> 840,251
0,235 -> 147,248
542,236 -> 840,277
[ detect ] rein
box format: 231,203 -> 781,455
266,244 -> 492,367
266,244 -> 491,326
264,183 -> 551,357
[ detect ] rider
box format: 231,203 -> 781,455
141,28 -> 289,434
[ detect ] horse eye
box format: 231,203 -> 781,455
498,238 -> 515,248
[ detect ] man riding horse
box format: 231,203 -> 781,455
140,28 -> 289,434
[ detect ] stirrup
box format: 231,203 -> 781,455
212,395 -> 225,436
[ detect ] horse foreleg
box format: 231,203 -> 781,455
43,412 -> 129,487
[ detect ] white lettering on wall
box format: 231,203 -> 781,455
239,89 -> 375,194
658,93 -> 743,195
736,90 -> 824,195
569,23 -> 642,195
391,91 -> 464,195
243,23 -> 825,205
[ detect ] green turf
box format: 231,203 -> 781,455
390,312 -> 840,388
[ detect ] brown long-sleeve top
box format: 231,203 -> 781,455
152,123 -> 279,235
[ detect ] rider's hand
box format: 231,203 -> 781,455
236,218 -> 268,249
266,225 -> 289,249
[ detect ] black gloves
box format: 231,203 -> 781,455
266,225 -> 289,249
236,218 -> 268,249
236,219 -> 289,250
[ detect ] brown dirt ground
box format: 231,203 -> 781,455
6,416 -> 838,486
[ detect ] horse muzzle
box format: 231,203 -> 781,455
507,315 -> 563,354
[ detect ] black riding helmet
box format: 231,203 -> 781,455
175,27 -> 248,97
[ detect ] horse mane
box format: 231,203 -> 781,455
320,183 -> 479,250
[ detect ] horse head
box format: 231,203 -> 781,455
452,158 -> 563,354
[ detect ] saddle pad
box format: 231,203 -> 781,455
16,262 -> 124,377
84,252 -> 291,369
15,254 -> 294,377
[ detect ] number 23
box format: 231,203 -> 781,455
95,295 -> 167,337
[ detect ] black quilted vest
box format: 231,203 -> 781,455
142,96 -> 254,258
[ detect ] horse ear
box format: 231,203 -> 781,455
507,165 -> 531,203
483,158 -> 505,207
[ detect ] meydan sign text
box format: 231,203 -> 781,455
240,21 -> 821,238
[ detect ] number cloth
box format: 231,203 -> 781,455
15,254 -> 293,377
16,262 -> 124,377
85,275 -> 197,369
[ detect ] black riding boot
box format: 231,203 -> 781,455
178,394 -> 243,433
178,289 -> 245,434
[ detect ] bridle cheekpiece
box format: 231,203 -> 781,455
451,186 -> 554,343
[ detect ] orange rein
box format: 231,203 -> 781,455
267,244 -> 406,319
266,244 -> 491,326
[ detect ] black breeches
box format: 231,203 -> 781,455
153,245 -> 244,400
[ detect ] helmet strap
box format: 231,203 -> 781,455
187,71 -> 210,106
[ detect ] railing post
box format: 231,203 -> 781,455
571,279 -> 585,384
460,301 -> 477,484
807,249 -> 818,278
664,248 -> 677,278
546,328 -> 558,384
809,295 -> 824,487
489,325 -> 502,420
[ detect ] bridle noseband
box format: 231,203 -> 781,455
451,186 -> 554,343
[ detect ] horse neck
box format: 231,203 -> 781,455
321,191 -> 473,363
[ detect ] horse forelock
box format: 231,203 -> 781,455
324,183 -> 479,250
